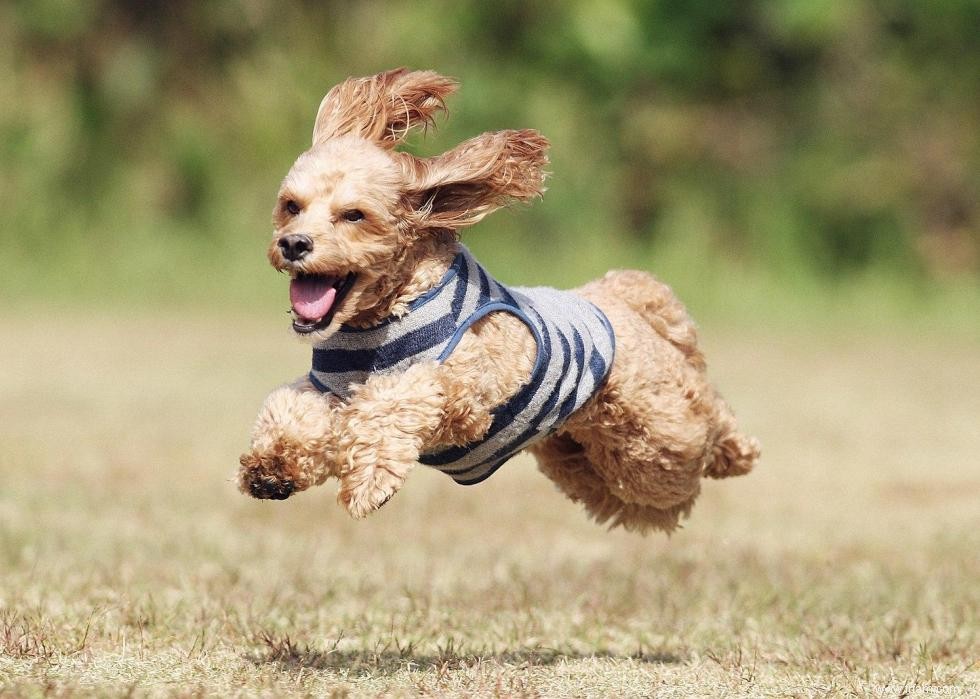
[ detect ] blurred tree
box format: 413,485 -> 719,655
1,0 -> 978,299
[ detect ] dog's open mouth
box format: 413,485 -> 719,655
289,272 -> 357,333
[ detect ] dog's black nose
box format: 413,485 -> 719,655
278,234 -> 313,261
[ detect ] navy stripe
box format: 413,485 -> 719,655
495,282 -> 519,307
470,408 -> 551,477
419,305 -> 552,468
556,328 -> 589,421
505,303 -> 552,414
525,327 -> 572,427
588,344 -> 607,387
484,330 -> 572,461
449,254 -> 469,322
313,314 -> 455,372
452,456 -> 515,485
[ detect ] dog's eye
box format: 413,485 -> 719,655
284,200 -> 301,216
342,209 -> 365,223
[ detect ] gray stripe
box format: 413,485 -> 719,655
458,251 -> 485,318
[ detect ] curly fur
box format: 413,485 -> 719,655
239,69 -> 759,532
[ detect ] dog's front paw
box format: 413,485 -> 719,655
337,463 -> 404,519
239,444 -> 300,500
335,427 -> 415,518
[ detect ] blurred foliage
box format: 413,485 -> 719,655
1,0 -> 979,315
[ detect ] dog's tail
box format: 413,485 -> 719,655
703,397 -> 760,478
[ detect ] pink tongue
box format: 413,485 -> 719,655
290,276 -> 337,322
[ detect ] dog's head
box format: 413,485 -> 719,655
268,68 -> 549,337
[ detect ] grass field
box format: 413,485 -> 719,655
1,310 -> 978,697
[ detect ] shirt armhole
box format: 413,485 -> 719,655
436,302 -> 544,382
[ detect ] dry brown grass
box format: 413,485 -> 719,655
1,311 -> 978,697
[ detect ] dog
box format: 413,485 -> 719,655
238,68 -> 759,533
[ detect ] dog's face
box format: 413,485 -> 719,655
266,69 -> 549,339
268,136 -> 409,336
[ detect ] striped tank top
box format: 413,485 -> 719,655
308,245 -> 616,485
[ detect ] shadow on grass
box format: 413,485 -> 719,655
247,632 -> 683,676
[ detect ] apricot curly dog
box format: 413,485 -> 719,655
238,68 -> 759,533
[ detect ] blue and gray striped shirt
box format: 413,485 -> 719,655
309,245 -> 616,485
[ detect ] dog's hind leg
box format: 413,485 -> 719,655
532,433 -> 695,533
553,271 -> 758,532
577,269 -> 759,485
531,434 -> 623,526
588,272 -> 760,479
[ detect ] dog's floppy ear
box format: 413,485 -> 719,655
312,68 -> 457,149
402,129 -> 549,230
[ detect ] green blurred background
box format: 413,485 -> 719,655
3,0 -> 979,328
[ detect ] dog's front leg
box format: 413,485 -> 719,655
337,361 -> 452,519
238,375 -> 342,499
